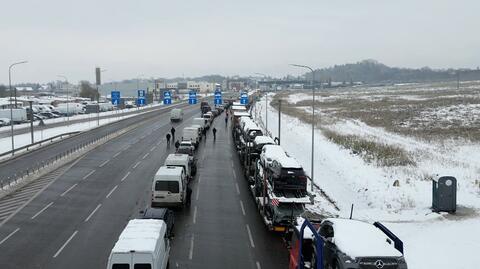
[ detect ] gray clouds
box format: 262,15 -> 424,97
1,0 -> 479,83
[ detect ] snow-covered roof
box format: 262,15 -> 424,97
166,153 -> 189,163
243,120 -> 260,133
261,145 -> 302,169
254,136 -> 275,145
112,219 -> 166,253
155,166 -> 183,177
325,218 -> 403,258
232,105 -> 247,111
15,87 -> 34,91
233,111 -> 250,117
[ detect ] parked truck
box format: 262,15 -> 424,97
0,108 -> 27,123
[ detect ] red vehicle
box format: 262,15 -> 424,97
289,218 -> 324,269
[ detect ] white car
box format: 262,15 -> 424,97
0,117 -> 11,126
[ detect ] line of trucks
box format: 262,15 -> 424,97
230,99 -> 408,269
231,102 -> 313,233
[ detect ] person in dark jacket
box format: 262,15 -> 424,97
186,187 -> 192,206
170,127 -> 176,140
212,127 -> 217,140
166,133 -> 171,144
174,140 -> 180,151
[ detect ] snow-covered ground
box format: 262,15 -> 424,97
0,102 -> 170,156
254,94 -> 480,269
0,103 -> 164,133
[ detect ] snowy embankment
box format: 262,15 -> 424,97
254,94 -> 480,269
0,103 -> 164,155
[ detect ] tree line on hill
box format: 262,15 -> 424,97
307,59 -> 480,84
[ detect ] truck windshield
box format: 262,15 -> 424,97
155,181 -> 179,193
275,204 -> 305,221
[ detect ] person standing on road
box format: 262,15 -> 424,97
202,127 -> 207,138
186,186 -> 192,206
212,127 -> 217,140
225,116 -> 228,125
174,140 -> 180,151
166,133 -> 171,144
170,127 -> 176,140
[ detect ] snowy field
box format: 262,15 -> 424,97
254,82 -> 480,269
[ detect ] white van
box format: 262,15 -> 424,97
151,166 -> 186,208
107,219 -> 170,269
192,118 -> 207,131
170,108 -> 183,122
165,154 -> 191,181
182,127 -> 200,147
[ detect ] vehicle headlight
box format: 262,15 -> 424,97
398,257 -> 407,264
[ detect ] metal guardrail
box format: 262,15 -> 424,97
0,131 -> 81,159
0,130 -> 116,190
0,101 -> 190,191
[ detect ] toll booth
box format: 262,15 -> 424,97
432,176 -> 457,213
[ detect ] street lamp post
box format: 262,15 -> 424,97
254,73 -> 268,133
57,75 -> 69,124
290,64 -> 315,192
8,60 -> 28,156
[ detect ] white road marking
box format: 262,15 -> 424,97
142,153 -> 150,160
99,159 -> 110,167
233,170 -> 236,179
31,202 -> 54,220
120,171 -> 131,182
193,206 -> 197,224
156,141 -> 161,146
53,230 -> 78,258
246,224 -> 255,248
0,228 -> 19,245
60,183 -> 78,197
82,170 -> 96,180
240,200 -> 246,216
106,185 -> 118,198
198,176 -> 201,184
188,235 -> 195,260
133,161 -> 141,169
256,261 -> 262,269
195,188 -> 200,201
84,204 -> 102,222
150,146 -> 157,152
113,151 -> 121,158
235,183 -> 240,195
231,162 -> 234,168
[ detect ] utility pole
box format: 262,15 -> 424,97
8,60 -> 28,156
290,64 -> 316,192
278,99 -> 281,145
29,101 -> 34,143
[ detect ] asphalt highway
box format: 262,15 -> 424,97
0,103 -> 189,185
0,104 -> 288,269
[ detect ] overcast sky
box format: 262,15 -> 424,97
1,0 -> 479,84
